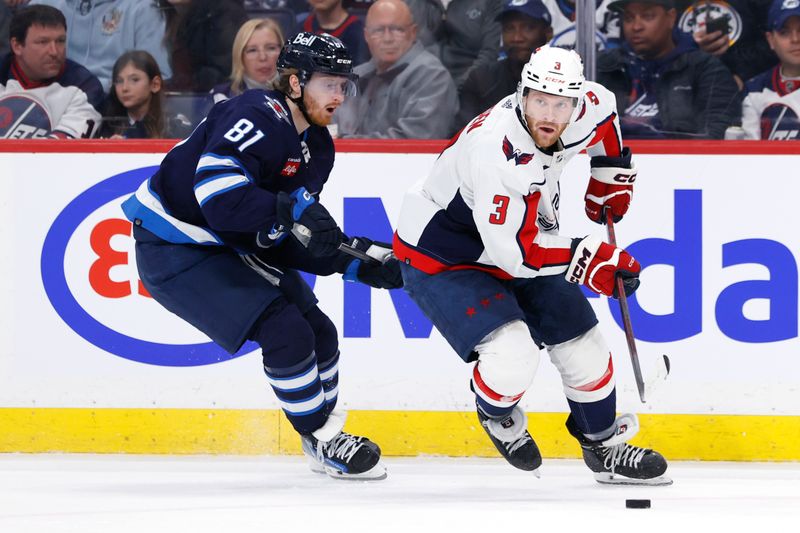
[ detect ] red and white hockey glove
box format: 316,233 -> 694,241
565,235 -> 641,298
585,147 -> 636,225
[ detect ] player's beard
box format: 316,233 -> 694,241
303,91 -> 338,127
528,120 -> 568,149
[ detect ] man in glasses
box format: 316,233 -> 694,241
122,32 -> 402,481
394,45 -> 671,485
334,0 -> 457,139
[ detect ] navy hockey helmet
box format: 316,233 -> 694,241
277,32 -> 357,83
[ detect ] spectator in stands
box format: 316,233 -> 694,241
437,0 -> 502,90
99,50 -> 191,138
0,5 -> 103,138
211,17 -> 284,103
543,0 -> 621,50
456,0 -> 552,130
167,0 -> 249,92
675,0 -> 777,89
17,0 -> 173,91
0,2 -> 10,58
335,0 -> 457,138
404,0 -> 444,49
301,0 -> 369,64
740,0 -> 800,140
596,0 -> 740,139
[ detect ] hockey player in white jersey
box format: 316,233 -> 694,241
393,45 -> 670,485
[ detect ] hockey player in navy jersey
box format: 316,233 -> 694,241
394,45 -> 670,485
122,32 -> 402,481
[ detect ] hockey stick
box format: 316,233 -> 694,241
605,210 -> 671,403
292,223 -> 384,264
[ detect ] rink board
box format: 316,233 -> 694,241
0,139 -> 799,460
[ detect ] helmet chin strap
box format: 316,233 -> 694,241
289,88 -> 315,126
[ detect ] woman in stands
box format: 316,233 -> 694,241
211,18 -> 285,103
100,50 -> 192,139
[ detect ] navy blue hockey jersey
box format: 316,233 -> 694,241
122,89 -> 335,253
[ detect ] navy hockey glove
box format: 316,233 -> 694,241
585,147 -> 636,225
276,187 -> 344,257
565,235 -> 640,298
342,237 -> 403,290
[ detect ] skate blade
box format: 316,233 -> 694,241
307,459 -> 327,476
594,472 -> 673,486
532,468 -> 541,479
324,461 -> 388,481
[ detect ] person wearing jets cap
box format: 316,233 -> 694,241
393,45 -> 672,485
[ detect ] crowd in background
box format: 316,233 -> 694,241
0,0 -> 798,140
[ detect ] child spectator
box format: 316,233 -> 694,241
100,50 -> 190,138
741,0 -> 800,140
211,17 -> 284,103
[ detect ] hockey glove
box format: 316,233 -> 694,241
585,147 -> 636,224
342,237 -> 403,290
565,235 -> 641,298
276,187 -> 344,257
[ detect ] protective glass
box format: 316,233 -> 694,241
305,73 -> 358,98
523,89 -> 577,125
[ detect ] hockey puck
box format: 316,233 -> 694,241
625,499 -> 651,509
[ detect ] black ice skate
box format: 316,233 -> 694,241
477,404 -> 542,474
300,411 -> 386,480
566,413 -> 672,486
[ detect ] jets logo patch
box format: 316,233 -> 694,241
502,136 -> 534,166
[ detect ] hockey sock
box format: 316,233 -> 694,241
567,387 -> 617,437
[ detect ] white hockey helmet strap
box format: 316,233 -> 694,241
517,45 -> 586,127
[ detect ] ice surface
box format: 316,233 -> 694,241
0,455 -> 797,532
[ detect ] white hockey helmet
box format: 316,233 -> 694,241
516,45 -> 586,126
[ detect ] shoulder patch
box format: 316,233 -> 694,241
264,95 -> 291,125
502,136 -> 534,166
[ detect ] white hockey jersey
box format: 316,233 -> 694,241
393,81 -> 622,280
0,56 -> 103,139
543,0 -> 620,51
741,66 -> 800,141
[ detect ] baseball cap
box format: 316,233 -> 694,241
768,0 -> 800,31
607,0 -> 675,12
496,0 -> 552,25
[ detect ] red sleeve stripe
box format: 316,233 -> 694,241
572,355 -> 614,392
588,113 -> 621,156
516,192 -> 572,270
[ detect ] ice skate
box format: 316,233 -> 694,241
566,413 -> 672,486
477,404 -> 542,474
300,410 -> 386,480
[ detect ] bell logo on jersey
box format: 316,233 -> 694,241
502,136 -> 534,166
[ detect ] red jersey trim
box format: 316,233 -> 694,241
587,112 -> 621,156
392,233 -> 514,279
516,192 -> 572,271
302,14 -> 359,38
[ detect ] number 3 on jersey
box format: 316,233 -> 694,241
224,119 -> 265,152
489,194 -> 509,224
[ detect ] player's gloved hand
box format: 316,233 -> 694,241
565,235 -> 640,298
276,187 -> 343,257
585,147 -> 636,224
342,237 -> 403,289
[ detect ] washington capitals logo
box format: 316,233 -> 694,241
502,136 -> 534,165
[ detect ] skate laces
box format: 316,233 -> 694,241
321,432 -> 364,464
505,433 -> 533,455
602,442 -> 648,472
